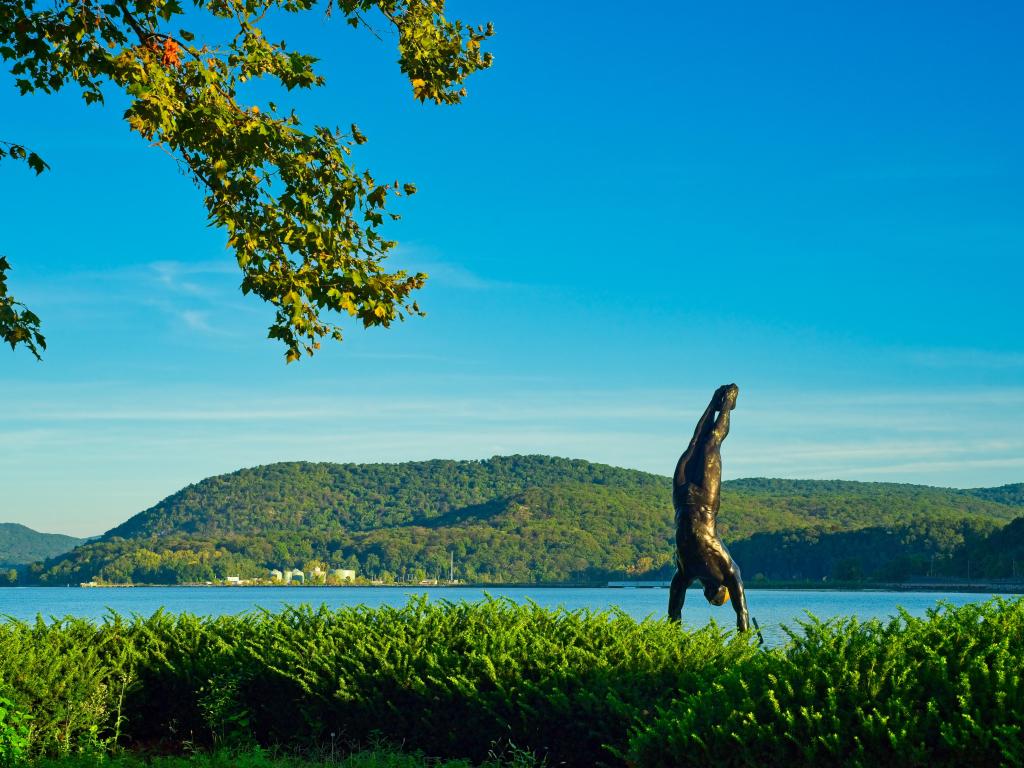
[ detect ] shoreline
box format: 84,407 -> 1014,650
9,580 -> 1024,594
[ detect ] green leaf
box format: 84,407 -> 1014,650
27,152 -> 48,175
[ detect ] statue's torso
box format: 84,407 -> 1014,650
674,483 -> 728,579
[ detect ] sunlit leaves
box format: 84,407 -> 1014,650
0,0 -> 493,361
0,256 -> 45,360
0,140 -> 49,175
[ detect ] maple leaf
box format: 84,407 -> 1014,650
162,38 -> 181,68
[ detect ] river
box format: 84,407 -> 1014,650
0,585 -> 1015,646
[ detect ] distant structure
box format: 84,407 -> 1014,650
268,566 -> 354,584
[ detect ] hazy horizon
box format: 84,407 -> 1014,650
6,447 -> 1022,539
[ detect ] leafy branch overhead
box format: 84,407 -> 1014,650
0,256 -> 45,359
0,0 -> 493,362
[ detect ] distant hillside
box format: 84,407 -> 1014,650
717,477 -> 1018,538
0,523 -> 85,567
966,483 -> 1024,508
103,456 -> 665,539
21,456 -> 1024,586
967,516 -> 1024,577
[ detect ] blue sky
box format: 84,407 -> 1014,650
2,1 -> 1023,536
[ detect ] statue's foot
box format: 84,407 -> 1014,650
719,384 -> 739,411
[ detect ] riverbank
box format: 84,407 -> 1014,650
18,577 -> 1024,594
0,585 -> 1009,643
611,577 -> 1024,593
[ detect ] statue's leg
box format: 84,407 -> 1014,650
707,399 -> 732,450
693,399 -> 733,502
668,569 -> 692,622
722,566 -> 749,632
673,395 -> 721,495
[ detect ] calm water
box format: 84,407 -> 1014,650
0,586 -> 1012,646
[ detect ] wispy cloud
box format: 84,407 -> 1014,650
418,260 -> 505,291
177,309 -> 226,336
392,242 -> 512,291
3,381 -> 1022,534
13,257 -> 257,340
908,348 -> 1024,370
150,260 -> 235,298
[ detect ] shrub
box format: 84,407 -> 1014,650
626,598 -> 1024,767
0,696 -> 31,767
1,597 -> 1022,767
0,615 -> 135,757
120,598 -> 755,765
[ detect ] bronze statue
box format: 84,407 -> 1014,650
669,383 -> 750,631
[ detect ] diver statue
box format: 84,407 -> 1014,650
668,383 -> 750,631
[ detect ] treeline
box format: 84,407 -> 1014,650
729,516 -> 1001,582
15,456 -> 1024,586
965,481 -> 1024,507
0,599 -> 1022,766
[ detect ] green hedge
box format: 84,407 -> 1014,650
626,599 -> 1024,767
1,597 -> 1022,767
119,599 -> 751,765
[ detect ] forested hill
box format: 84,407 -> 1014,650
21,456 -> 1024,586
966,483 -> 1024,507
0,523 -> 84,567
717,477 -> 1019,535
103,456 -> 664,539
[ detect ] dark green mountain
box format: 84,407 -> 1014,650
966,482 -> 1024,507
0,523 -> 85,567
21,456 -> 1024,585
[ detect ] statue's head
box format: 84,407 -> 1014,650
703,580 -> 730,606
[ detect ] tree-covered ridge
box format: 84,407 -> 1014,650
105,459 -> 1019,542
22,456 -> 1024,585
721,477 -> 1019,533
104,456 -> 667,538
966,482 -> 1024,507
0,522 -> 84,567
36,458 -> 675,584
717,479 -> 1021,581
